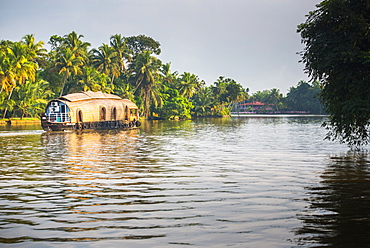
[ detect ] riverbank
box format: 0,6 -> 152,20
0,118 -> 40,125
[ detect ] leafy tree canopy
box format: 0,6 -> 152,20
125,35 -> 161,56
286,81 -> 324,114
298,0 -> 370,147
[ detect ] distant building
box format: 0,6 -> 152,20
238,101 -> 272,113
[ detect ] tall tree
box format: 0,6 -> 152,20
62,31 -> 91,64
192,87 -> 214,116
125,35 -> 161,56
156,87 -> 192,120
298,0 -> 370,147
178,72 -> 201,100
22,34 -> 48,68
159,62 -> 178,86
91,44 -> 119,84
267,88 -> 282,111
14,79 -> 54,118
212,76 -> 247,105
128,50 -> 162,118
76,66 -> 112,93
10,42 -> 38,87
0,41 -> 38,117
55,48 -> 83,96
286,81 -> 323,114
110,34 -> 131,72
0,46 -> 16,95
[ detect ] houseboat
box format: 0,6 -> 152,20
41,91 -> 140,131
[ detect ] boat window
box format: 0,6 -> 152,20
46,101 -> 71,122
77,110 -> 83,123
100,107 -> 106,121
111,107 -> 117,121
125,106 -> 129,120
130,109 -> 137,117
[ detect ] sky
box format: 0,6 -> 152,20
0,0 -> 321,94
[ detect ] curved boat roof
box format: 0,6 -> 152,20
55,91 -> 138,109
59,91 -> 122,102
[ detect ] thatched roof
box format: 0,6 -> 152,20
51,91 -> 138,123
122,99 -> 138,108
59,91 -> 122,102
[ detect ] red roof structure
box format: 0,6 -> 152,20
240,101 -> 266,106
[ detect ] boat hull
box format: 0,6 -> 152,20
41,117 -> 141,132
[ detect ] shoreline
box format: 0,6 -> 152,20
0,118 -> 40,125
231,113 -> 328,118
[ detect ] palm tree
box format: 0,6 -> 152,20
90,44 -> 119,84
0,49 -> 16,95
268,88 -> 282,111
14,79 -> 54,118
129,50 -> 162,118
193,87 -> 213,116
160,63 -> 178,87
211,76 -> 227,99
55,48 -> 83,96
77,66 -> 112,93
22,34 -> 48,68
11,42 -> 38,85
178,72 -> 201,100
110,34 -> 131,73
114,81 -> 135,100
0,41 -> 38,117
0,50 -> 17,117
62,31 -> 91,64
6,42 -> 38,104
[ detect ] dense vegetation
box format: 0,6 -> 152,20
1,32 -> 323,120
298,0 -> 370,147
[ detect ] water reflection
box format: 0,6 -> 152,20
296,151 -> 370,247
2,117 -> 369,247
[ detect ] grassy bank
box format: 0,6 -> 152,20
0,118 -> 40,125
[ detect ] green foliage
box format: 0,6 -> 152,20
178,72 -> 202,100
76,66 -> 113,93
192,88 -> 214,116
286,81 -> 324,114
110,34 -> 131,71
90,44 -> 120,84
0,91 -> 15,118
113,78 -> 136,100
128,50 -> 163,118
0,36 -> 40,118
249,89 -> 283,111
125,35 -> 161,56
209,76 -> 248,113
55,48 -> 84,96
250,90 -> 271,103
2,31 -> 325,123
156,88 -> 193,120
298,0 -> 370,147
13,79 -> 54,118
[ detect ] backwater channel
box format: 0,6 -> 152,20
0,116 -> 370,247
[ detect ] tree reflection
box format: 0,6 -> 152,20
295,151 -> 370,247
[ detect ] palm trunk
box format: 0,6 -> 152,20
3,87 -> 15,118
60,73 -> 68,97
133,76 -> 144,94
111,75 -> 115,85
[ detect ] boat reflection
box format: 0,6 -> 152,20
295,151 -> 370,247
41,129 -> 149,179
38,130 -> 170,241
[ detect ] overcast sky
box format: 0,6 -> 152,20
0,0 -> 321,94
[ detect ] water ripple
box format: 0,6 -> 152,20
1,117 -> 368,247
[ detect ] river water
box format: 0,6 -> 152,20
0,116 -> 369,247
